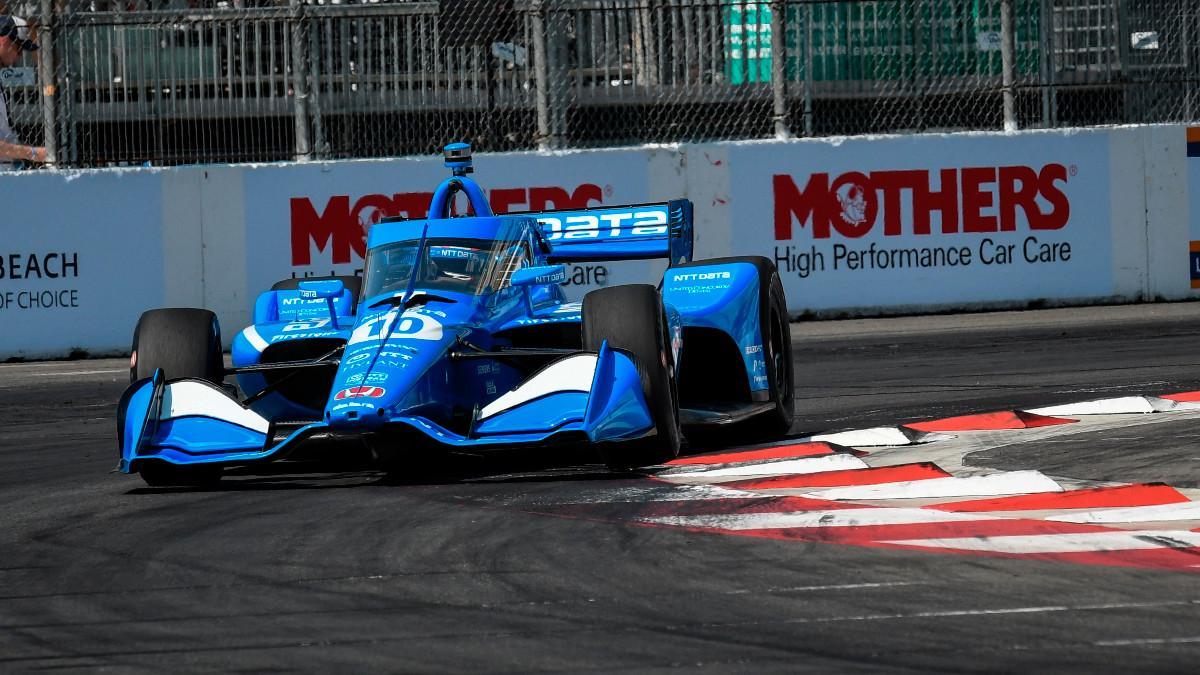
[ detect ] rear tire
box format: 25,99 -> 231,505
746,261 -> 795,437
582,284 -> 681,470
138,461 -> 223,488
130,308 -> 223,385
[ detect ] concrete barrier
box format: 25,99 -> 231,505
0,125 -> 1194,359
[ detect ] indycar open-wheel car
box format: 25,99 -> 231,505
116,142 -> 795,486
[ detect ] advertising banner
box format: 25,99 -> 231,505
0,170 -> 164,357
0,126 -> 1164,360
724,131 -> 1114,313
242,149 -> 667,304
1188,127 -> 1200,290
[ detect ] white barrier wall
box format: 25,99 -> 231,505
0,169 -> 168,358
0,125 -> 1193,359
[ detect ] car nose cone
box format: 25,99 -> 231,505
326,403 -> 388,431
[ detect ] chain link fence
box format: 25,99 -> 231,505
0,0 -> 1196,168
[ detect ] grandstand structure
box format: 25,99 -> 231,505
2,0 -> 1196,167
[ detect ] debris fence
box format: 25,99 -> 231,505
1,0 -> 1195,167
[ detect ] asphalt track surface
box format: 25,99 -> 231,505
5,303 -> 1200,672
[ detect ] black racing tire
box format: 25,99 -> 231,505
750,268 -> 795,436
582,284 -> 681,470
675,256 -> 795,437
270,275 -> 362,301
130,308 -> 223,385
138,461 -> 223,488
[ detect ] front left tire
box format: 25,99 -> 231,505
582,284 -> 681,470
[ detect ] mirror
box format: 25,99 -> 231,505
298,279 -> 345,299
509,265 -> 568,287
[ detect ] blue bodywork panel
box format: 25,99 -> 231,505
116,145 -> 781,474
663,262 -> 769,393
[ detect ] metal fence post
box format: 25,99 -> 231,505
546,5 -> 569,149
1000,0 -> 1017,131
531,0 -> 551,150
531,0 -> 566,150
290,0 -> 312,161
38,0 -> 58,165
1113,0 -> 1133,123
1038,0 -> 1056,127
915,0 -> 926,130
770,0 -> 790,139
308,18 -> 325,159
803,1 -> 814,136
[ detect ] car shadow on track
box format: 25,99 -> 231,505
123,427 -> 809,494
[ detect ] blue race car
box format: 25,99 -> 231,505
117,143 -> 794,486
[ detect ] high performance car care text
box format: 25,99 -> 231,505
770,164 -> 1077,279
777,238 -> 1071,278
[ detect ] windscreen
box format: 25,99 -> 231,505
361,230 -> 532,300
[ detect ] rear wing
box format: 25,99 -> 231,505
520,200 -> 694,264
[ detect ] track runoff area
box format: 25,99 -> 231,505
6,303 -> 1200,670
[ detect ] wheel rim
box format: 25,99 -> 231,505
771,315 -> 789,404
662,315 -> 680,430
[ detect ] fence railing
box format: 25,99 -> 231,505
2,0 -> 1196,168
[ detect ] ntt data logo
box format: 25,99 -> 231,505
772,165 -> 1072,240
672,271 -> 732,282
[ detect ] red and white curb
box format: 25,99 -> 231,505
607,392 -> 1200,573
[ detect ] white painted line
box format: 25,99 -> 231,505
803,426 -> 924,447
661,454 -> 868,479
508,581 -> 926,608
719,581 -> 923,595
801,471 -> 1062,501
31,369 -> 125,377
1095,636 -> 1200,646
642,507 -> 989,531
767,599 -> 1196,625
1046,501 -> 1200,524
1024,396 -> 1180,416
884,530 -> 1200,554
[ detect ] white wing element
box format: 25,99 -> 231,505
240,326 -> 270,352
480,354 -> 598,420
161,380 -> 271,434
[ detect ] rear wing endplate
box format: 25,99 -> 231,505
519,199 -> 693,265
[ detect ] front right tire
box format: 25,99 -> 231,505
130,308 -> 223,384
129,308 -> 226,487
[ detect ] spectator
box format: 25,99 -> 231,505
0,13 -> 46,166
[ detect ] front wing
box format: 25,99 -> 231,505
116,342 -> 653,472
